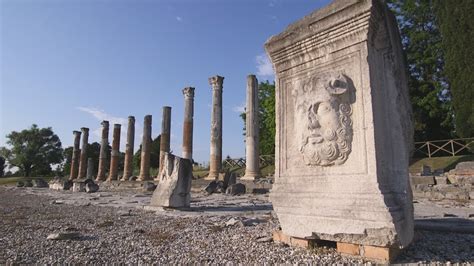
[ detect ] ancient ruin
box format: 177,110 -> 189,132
182,87 -> 195,160
122,116 -> 135,181
265,0 -> 414,253
207,75 -> 224,180
149,152 -> 192,208
77,127 -> 89,179
107,124 -> 121,181
138,115 -> 152,181
96,120 -> 109,181
242,75 -> 261,180
86,157 -> 94,179
159,106 -> 171,176
69,130 -> 81,180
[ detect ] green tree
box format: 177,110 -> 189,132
0,124 -> 63,177
133,135 -> 161,170
435,0 -> 474,138
388,0 -> 454,141
0,156 -> 5,177
240,81 -> 276,156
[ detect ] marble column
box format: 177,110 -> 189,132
69,130 -> 82,180
107,124 -> 121,181
207,75 -> 224,180
138,115 -> 152,181
96,120 -> 109,181
78,127 -> 89,179
159,106 -> 171,176
242,75 -> 261,180
122,116 -> 135,181
182,87 -> 195,161
86,158 -> 94,179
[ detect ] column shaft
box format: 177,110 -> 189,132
86,157 -> 94,179
96,121 -> 109,181
182,87 -> 195,160
243,75 -> 261,180
208,75 -> 224,179
107,124 -> 121,181
159,106 -> 171,175
138,115 -> 152,181
122,116 -> 135,180
78,127 -> 89,179
69,131 -> 82,180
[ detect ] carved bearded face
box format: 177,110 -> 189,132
293,74 -> 353,166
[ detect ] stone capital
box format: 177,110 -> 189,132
113,124 -> 121,129
208,75 -> 224,90
73,130 -> 82,136
101,120 -> 109,128
81,127 -> 89,133
182,87 -> 195,98
128,116 -> 135,122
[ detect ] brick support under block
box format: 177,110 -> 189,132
274,230 -> 401,262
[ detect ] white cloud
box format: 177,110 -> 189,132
176,16 -> 183,22
232,102 -> 246,113
76,107 -> 128,142
256,53 -> 274,77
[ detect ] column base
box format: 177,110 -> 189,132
240,173 -> 261,181
204,173 -> 218,180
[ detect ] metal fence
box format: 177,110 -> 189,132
414,138 -> 474,158
223,155 -> 275,169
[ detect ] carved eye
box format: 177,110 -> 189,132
317,102 -> 331,114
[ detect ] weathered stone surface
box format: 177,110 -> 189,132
72,180 -> 86,192
78,127 -> 89,179
16,181 -> 24,187
434,176 -> 447,185
85,182 -> 99,193
122,116 -> 135,181
266,0 -> 414,247
204,180 -> 218,194
411,175 -> 435,186
226,183 -> 246,196
69,130 -> 82,180
182,87 -> 195,160
142,181 -> 157,192
138,115 -> 152,181
47,232 -> 81,240
207,75 -> 224,180
149,153 -> 192,208
49,179 -> 73,191
32,178 -> 49,188
159,107 -> 171,176
96,121 -> 109,181
107,124 -> 121,181
242,75 -> 261,180
23,180 -> 33,187
86,158 -> 94,179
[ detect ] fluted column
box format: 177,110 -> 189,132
242,75 -> 261,180
122,116 -> 135,181
207,75 -> 224,180
107,124 -> 121,181
69,130 -> 82,180
96,120 -> 109,181
78,127 -> 89,179
158,106 -> 171,176
182,87 -> 195,161
138,115 -> 152,181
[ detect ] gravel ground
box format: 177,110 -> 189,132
0,186 -> 473,264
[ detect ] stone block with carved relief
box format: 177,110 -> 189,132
265,0 -> 414,248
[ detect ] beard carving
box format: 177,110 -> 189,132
293,74 -> 353,166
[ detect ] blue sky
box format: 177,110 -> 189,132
0,0 -> 331,164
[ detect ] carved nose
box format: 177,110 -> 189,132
309,118 -> 320,129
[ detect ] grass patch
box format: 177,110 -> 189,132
0,176 -> 55,186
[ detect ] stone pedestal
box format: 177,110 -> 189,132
138,115 -> 152,181
107,124 -> 121,181
182,87 -> 195,161
265,0 -> 414,248
78,127 -> 89,179
96,121 -> 109,181
159,106 -> 171,177
207,75 -> 224,180
242,75 -> 261,181
69,130 -> 82,180
149,152 -> 192,208
122,116 -> 135,181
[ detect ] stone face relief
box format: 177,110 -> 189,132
292,73 -> 353,166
